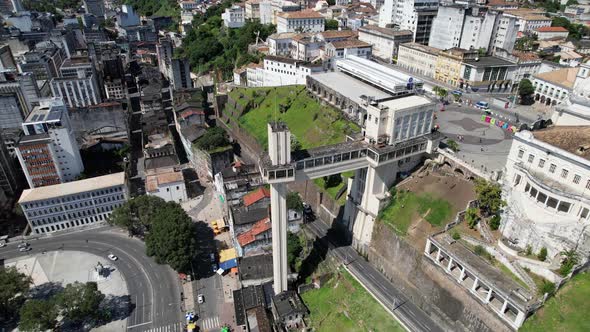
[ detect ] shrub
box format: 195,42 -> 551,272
465,208 -> 480,229
526,245 -> 533,256
537,247 -> 548,262
446,139 -> 459,152
489,215 -> 501,230
538,280 -> 556,296
452,231 -> 461,240
558,249 -> 578,276
474,245 -> 486,256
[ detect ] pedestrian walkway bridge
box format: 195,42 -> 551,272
259,131 -> 442,183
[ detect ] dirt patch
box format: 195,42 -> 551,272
398,173 -> 476,213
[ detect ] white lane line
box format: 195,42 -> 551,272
126,320 -> 152,329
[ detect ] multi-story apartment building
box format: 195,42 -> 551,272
428,5 -> 466,50
378,0 -> 438,44
169,58 -> 193,90
397,42 -> 441,78
19,45 -> 66,80
15,98 -> 84,188
276,10 -> 325,33
267,32 -> 298,57
18,172 -> 127,235
358,25 -> 413,62
0,72 -> 41,134
245,0 -> 261,20
50,55 -> 102,108
434,48 -> 477,87
491,14 -> 518,53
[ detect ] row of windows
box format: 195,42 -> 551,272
521,180 -> 572,213
518,149 -> 590,189
33,213 -> 110,234
31,204 -> 119,225
22,187 -> 124,209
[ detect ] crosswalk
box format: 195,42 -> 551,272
138,322 -> 184,332
199,316 -> 220,331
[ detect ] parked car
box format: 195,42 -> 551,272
197,294 -> 204,304
0,241 -> 5,248
475,101 -> 489,110
19,247 -> 31,252
108,254 -> 118,261
17,242 -> 29,249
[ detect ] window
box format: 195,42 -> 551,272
558,201 -> 571,213
538,159 -> 545,168
574,174 -> 581,184
549,164 -> 556,173
527,154 -> 534,163
518,149 -> 524,158
587,180 -> 590,190
581,207 -> 589,219
561,169 -> 569,179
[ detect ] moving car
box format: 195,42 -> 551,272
197,294 -> 204,304
19,247 -> 31,252
475,101 -> 489,110
17,242 -> 29,249
108,254 -> 118,261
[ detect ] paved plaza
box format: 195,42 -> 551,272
6,251 -> 129,332
435,104 -> 514,173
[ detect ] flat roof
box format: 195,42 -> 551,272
359,25 -> 413,38
19,172 -> 125,203
277,10 -> 323,19
533,126 -> 590,161
463,56 -> 516,68
311,71 -> 391,104
145,169 -> 184,192
533,67 -> 579,90
400,42 -> 441,56
378,95 -> 433,112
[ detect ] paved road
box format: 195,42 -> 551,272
0,226 -> 183,331
305,220 -> 444,332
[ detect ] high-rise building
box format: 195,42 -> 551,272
84,0 -> 105,17
0,72 -> 41,134
0,129 -> 22,198
378,0 -> 438,44
15,98 -> 84,188
50,55 -> 102,108
170,58 -> 193,90
19,45 -> 66,80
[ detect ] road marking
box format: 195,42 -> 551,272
127,320 -> 152,329
138,322 -> 183,332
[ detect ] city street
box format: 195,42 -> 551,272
0,226 -> 183,332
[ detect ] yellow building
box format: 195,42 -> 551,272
435,48 -> 477,87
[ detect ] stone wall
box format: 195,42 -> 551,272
368,221 -> 512,332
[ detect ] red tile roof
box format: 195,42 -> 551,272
243,187 -> 271,207
237,217 -> 271,246
179,109 -> 205,119
536,26 -> 568,32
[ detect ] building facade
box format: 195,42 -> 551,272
18,172 -> 127,235
15,98 -> 84,188
397,42 -> 440,78
223,5 -> 246,28
435,48 -> 477,87
358,25 -> 413,62
146,167 -> 188,203
276,11 -> 325,33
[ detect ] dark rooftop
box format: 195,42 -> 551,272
144,155 -> 178,170
233,285 -> 267,326
272,290 -> 308,319
463,56 -> 516,68
239,254 -> 273,281
232,207 -> 268,225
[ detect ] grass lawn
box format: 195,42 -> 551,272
302,270 -> 405,332
379,190 -> 453,235
313,172 -> 355,205
521,272 -> 590,332
232,86 -> 360,150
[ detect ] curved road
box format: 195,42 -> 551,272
0,226 -> 182,331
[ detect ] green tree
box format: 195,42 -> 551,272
489,215 -> 501,230
57,282 -> 105,323
518,79 -> 535,96
145,203 -> 198,272
538,280 -> 556,296
194,127 -> 230,152
287,231 -> 303,270
0,267 -> 32,322
538,247 -> 548,261
452,231 -> 461,240
558,249 -> 579,276
325,19 -> 339,30
474,179 -> 506,217
446,139 -> 459,152
108,195 -> 168,235
18,299 -> 58,332
290,134 -> 302,151
433,86 -> 448,100
287,192 -> 303,211
465,208 -> 480,229
323,174 -> 342,189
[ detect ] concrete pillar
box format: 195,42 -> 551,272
485,288 -> 493,303
459,267 -> 466,283
435,248 -> 442,264
446,257 -> 454,272
515,310 -> 526,327
424,239 -> 432,255
501,299 -> 508,314
472,277 -> 479,292
270,182 -> 288,294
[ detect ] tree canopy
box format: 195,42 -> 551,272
552,16 -> 590,40
519,79 -> 535,96
145,203 -> 198,272
194,127 -> 230,152
474,179 -> 506,216
325,19 -> 339,31
57,282 -> 106,323
287,192 -> 304,211
108,195 -> 168,235
0,267 -> 32,322
18,299 -> 58,332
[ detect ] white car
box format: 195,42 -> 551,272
197,294 -> 204,304
19,247 -> 31,252
0,241 -> 6,248
108,254 -> 118,261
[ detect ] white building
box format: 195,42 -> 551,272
276,10 -> 325,33
378,0 -> 438,44
490,15 -> 518,53
222,5 -> 246,28
552,64 -> 590,126
246,62 -> 265,87
262,56 -> 323,86
397,42 -> 441,78
428,5 -> 466,50
179,0 -> 199,10
50,76 -> 101,108
18,172 -> 127,235
267,32 -> 298,57
146,167 -> 188,203
501,124 -> 590,261
532,67 -> 580,106
535,26 -> 569,41
15,98 -> 84,188
358,25 -> 413,62
459,11 -> 498,51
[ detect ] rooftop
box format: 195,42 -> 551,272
559,50 -> 582,60
329,39 -> 371,49
277,10 -> 324,19
237,217 -> 271,246
318,29 -> 357,39
264,55 -> 301,65
523,14 -> 552,21
19,172 -> 125,203
463,56 -> 516,68
532,126 -> 590,161
243,187 -> 271,207
400,42 -> 441,56
311,71 -> 391,104
359,25 -> 413,38
533,67 -> 579,89
233,206 -> 268,225
145,168 -> 184,193
267,32 -> 299,40
239,254 -> 273,281
377,95 -> 434,112
233,285 -> 267,326
536,26 -> 568,32
272,291 -> 308,319
511,51 -> 540,62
